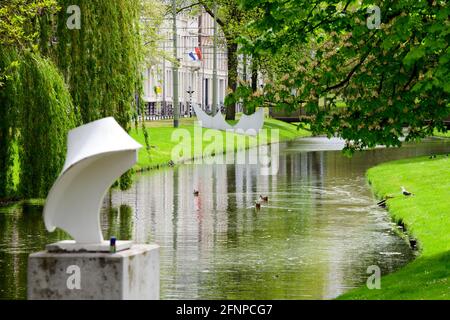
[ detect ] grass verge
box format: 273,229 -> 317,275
434,131 -> 450,138
130,117 -> 311,171
2,117 -> 310,202
339,155 -> 450,300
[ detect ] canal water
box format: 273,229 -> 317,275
1,137 -> 449,299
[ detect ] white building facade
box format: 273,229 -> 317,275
142,9 -> 228,118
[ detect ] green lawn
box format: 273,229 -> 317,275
434,129 -> 450,138
339,155 -> 450,300
130,117 -> 311,170
2,117 -> 309,201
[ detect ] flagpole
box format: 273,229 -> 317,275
172,0 -> 179,128
212,1 -> 218,116
162,35 -> 166,118
202,45 -> 205,111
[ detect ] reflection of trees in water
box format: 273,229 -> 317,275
119,205 -> 133,240
172,169 -> 179,251
97,141 -> 450,299
0,203 -> 67,299
189,157 -> 314,299
104,204 -> 134,241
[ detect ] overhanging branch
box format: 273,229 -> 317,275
198,0 -> 225,27
177,2 -> 201,14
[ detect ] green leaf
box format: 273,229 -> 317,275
403,46 -> 425,66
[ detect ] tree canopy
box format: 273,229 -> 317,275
174,0 -> 263,120
238,0 -> 450,152
0,0 -> 150,198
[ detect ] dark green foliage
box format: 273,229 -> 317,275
119,170 -> 134,191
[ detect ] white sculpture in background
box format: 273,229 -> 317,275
193,105 -> 265,135
43,117 -> 142,252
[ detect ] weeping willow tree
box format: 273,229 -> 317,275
1,1 -> 75,200
40,0 -> 143,130
39,0 -> 145,189
1,0 -> 151,199
0,48 -> 20,198
0,48 -> 75,199
18,51 -> 76,198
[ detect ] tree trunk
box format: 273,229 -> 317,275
226,41 -> 238,121
251,56 -> 258,93
242,54 -> 248,115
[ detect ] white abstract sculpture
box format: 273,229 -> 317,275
233,108 -> 265,132
43,117 -> 142,251
193,105 -> 264,135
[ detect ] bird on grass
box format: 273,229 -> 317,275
259,195 -> 269,202
429,155 -> 437,159
409,238 -> 418,249
377,199 -> 387,208
401,186 -> 413,196
377,195 -> 394,207
193,190 -> 200,196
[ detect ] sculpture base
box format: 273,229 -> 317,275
46,240 -> 133,253
28,244 -> 159,300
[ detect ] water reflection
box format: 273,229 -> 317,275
102,203 -> 134,241
0,137 -> 449,299
106,137 -> 449,299
0,204 -> 67,299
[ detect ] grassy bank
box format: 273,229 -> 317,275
130,118 -> 311,170
339,155 -> 450,300
2,117 -> 309,202
434,130 -> 450,138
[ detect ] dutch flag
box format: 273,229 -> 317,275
188,47 -> 203,61
188,52 -> 199,61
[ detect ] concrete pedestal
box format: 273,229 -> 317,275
27,244 -> 159,300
